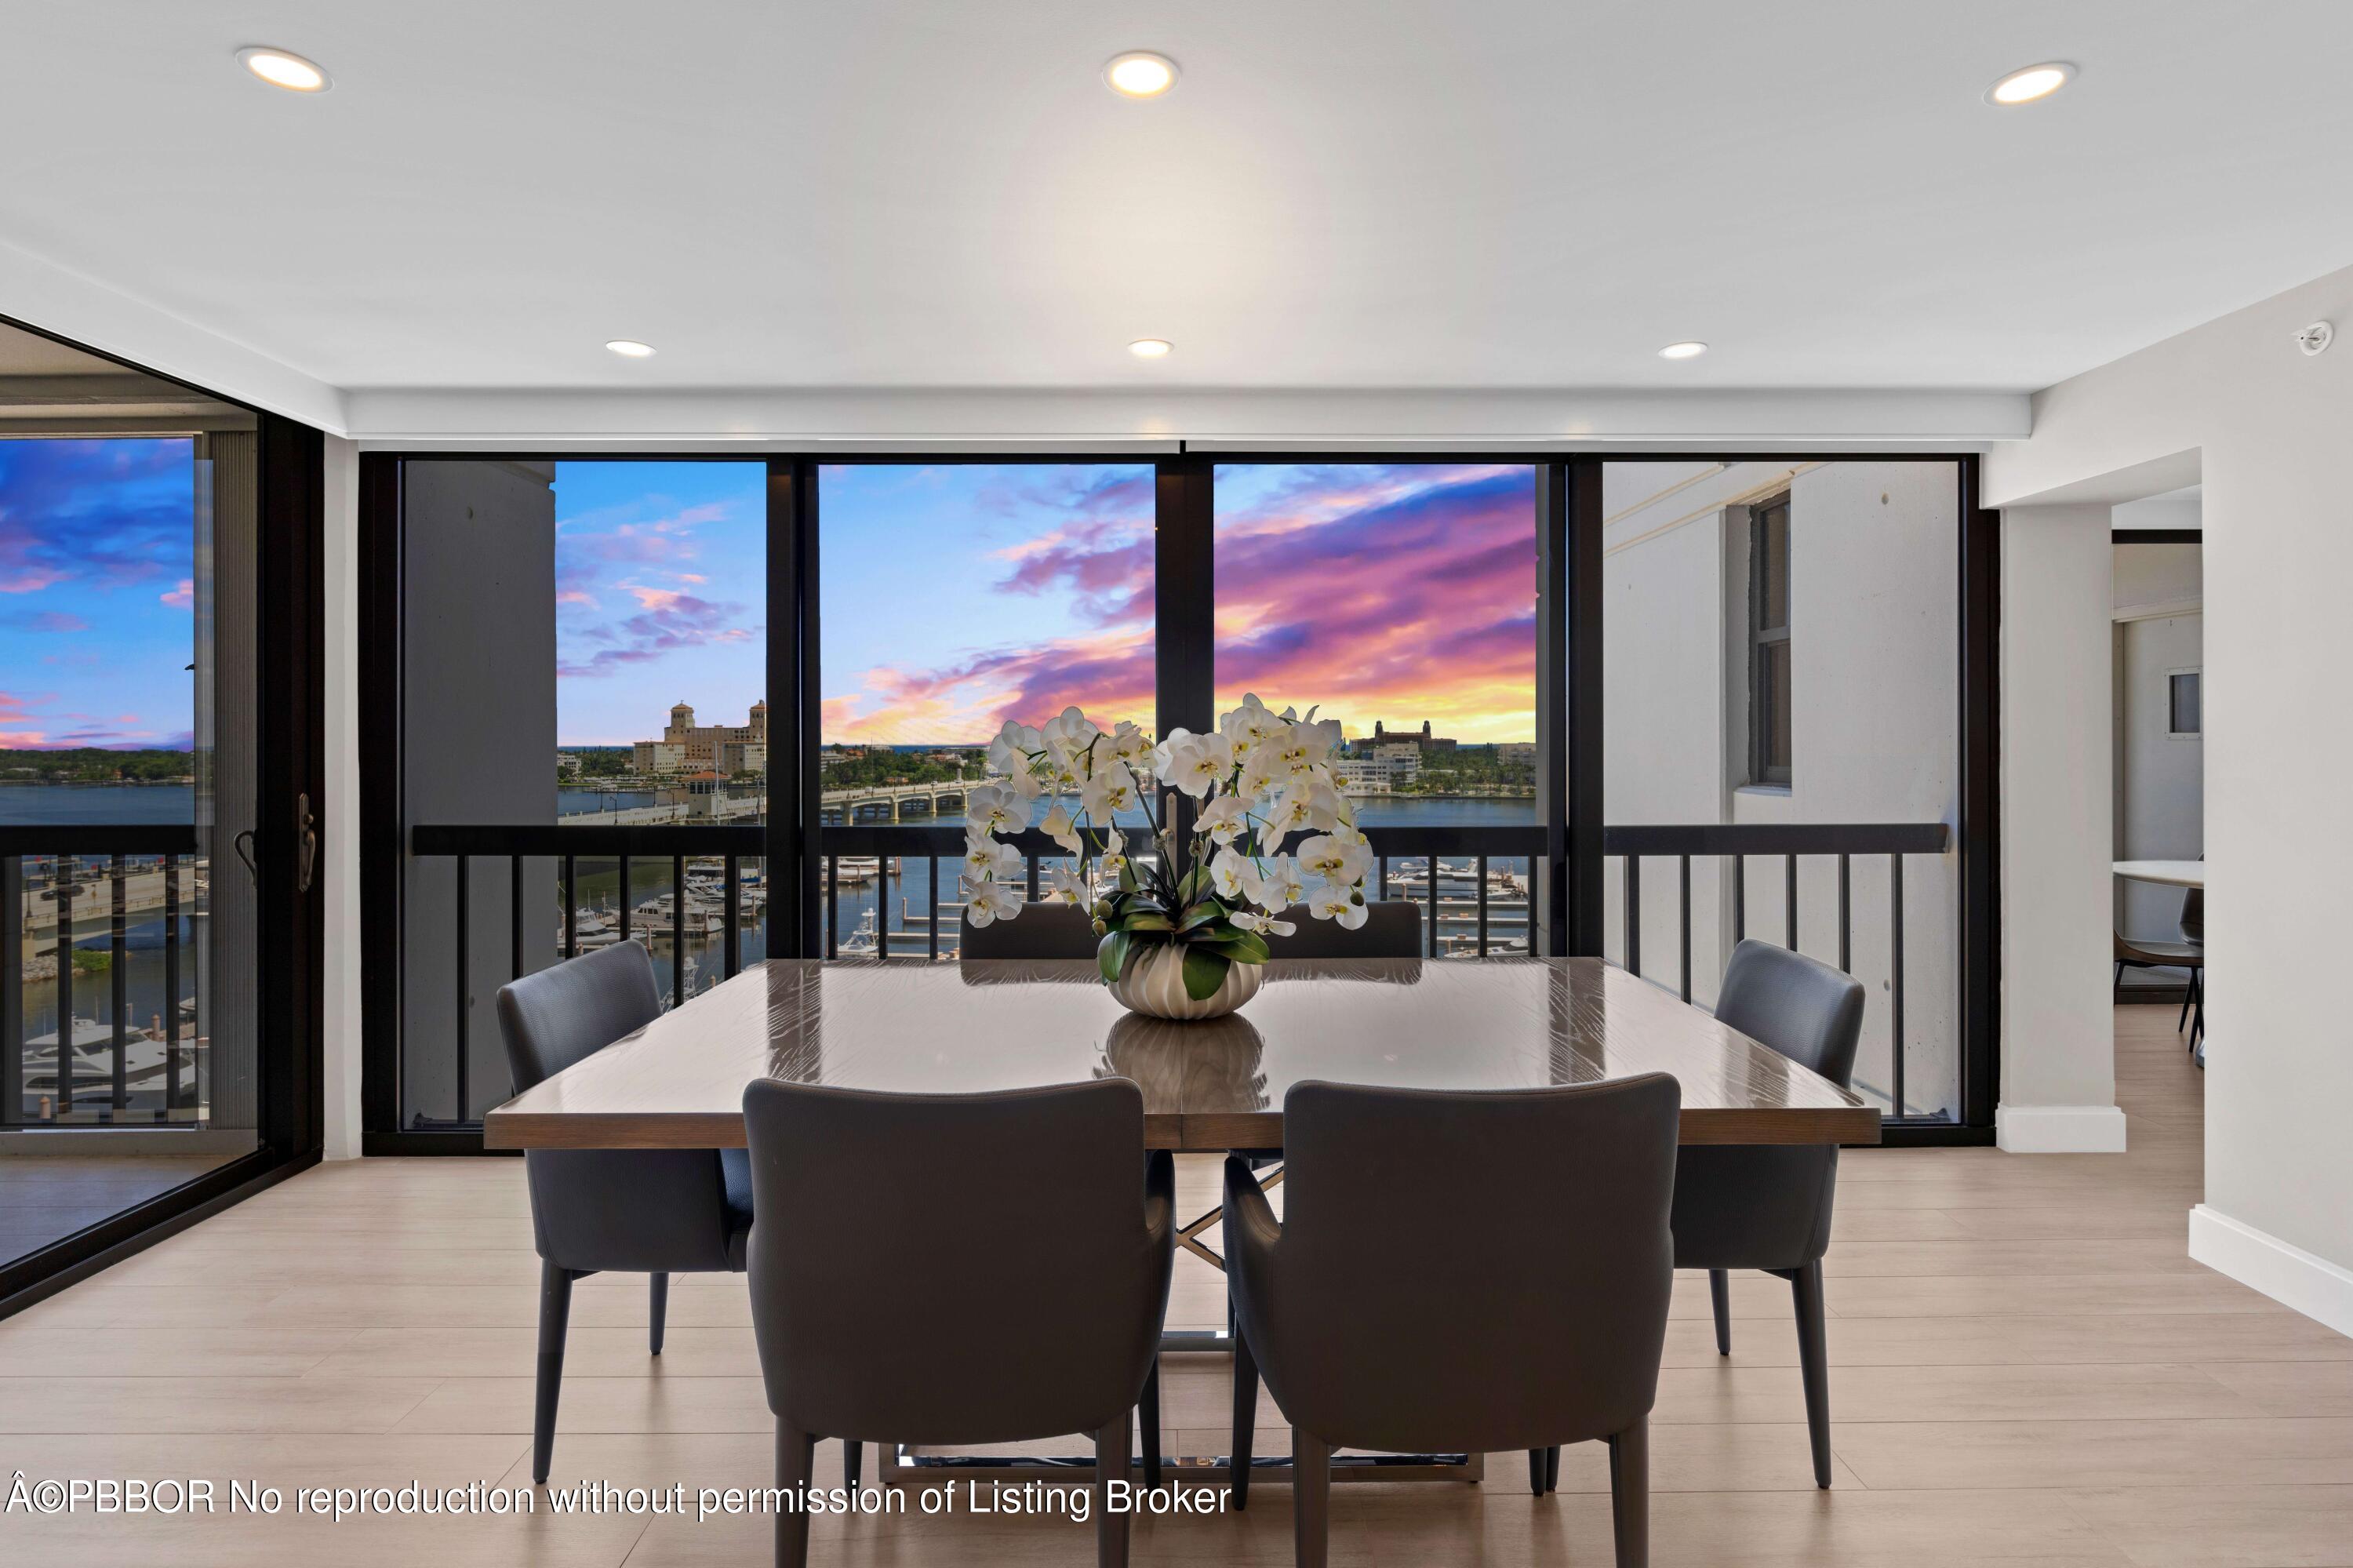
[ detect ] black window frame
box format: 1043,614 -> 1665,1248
358,449 -> 2001,1150
1748,490 -> 1793,786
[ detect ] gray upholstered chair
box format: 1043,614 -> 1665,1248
743,1078 -> 1175,1568
1262,899 -> 1423,959
495,940 -> 760,1485
1225,1075 -> 1681,1568
960,897 -> 1098,959
2115,882 -> 2204,1050
1667,938 -> 1865,1490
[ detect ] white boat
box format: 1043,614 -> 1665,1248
838,908 -> 879,956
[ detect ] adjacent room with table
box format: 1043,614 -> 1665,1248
4,5 -> 2352,1566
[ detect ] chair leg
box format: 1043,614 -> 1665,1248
1547,1442 -> 1560,1493
649,1271 -> 668,1355
1608,1417 -> 1649,1568
1093,1414 -> 1132,1568
1231,1330 -> 1259,1508
2178,973 -> 2194,1032
532,1261 -> 574,1485
1528,1448 -> 1547,1494
775,1420 -> 816,1568
2115,959 -> 2126,995
1293,1429 -> 1331,1568
1140,1357 -> 1163,1488
1710,1268 -> 1733,1355
1791,1260 -> 1833,1489
2191,970 -> 2205,1048
844,1439 -> 860,1494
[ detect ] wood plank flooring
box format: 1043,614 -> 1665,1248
0,1152 -> 239,1265
2,1006 -> 2348,1566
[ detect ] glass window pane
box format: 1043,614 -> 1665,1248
1761,500 -> 1790,631
819,463 -> 1155,955
1213,463 -> 1539,955
2169,671 -> 2200,735
1766,638 -> 1793,771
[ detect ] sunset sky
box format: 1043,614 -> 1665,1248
0,438 -> 197,750
541,459 -> 1539,748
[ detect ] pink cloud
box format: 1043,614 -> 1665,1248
2,609 -> 90,634
624,584 -> 686,611
0,568 -> 67,594
159,578 -> 195,609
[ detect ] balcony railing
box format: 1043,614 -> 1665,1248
2,825 -> 205,1128
1602,821 -> 1952,1120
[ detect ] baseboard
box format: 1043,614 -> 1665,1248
1995,1103 -> 2129,1153
2189,1205 -> 2353,1340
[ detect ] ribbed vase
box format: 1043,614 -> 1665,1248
1107,944 -> 1266,1020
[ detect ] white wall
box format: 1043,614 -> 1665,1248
2114,566 -> 2202,950
1601,460 -> 1961,1119
1997,505 -> 2124,1151
1987,262 -> 2353,1333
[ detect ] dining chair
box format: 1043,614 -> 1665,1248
743,1077 -> 1176,1568
1657,937 -> 1864,1491
2114,881 -> 2204,1049
496,940 -> 761,1486
1262,899 -> 1423,959
960,897 -> 1098,959
1224,1075 -> 1681,1568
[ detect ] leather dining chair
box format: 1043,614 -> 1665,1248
496,940 -> 760,1486
1261,899 -> 1424,959
2115,883 -> 2204,1051
961,897 -> 1098,959
1658,937 -> 1864,1491
1225,1075 -> 1682,1568
743,1078 -> 1176,1568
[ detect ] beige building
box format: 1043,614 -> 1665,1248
631,740 -> 686,774
642,699 -> 768,775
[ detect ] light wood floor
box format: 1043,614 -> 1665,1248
3,1006 -> 2348,1566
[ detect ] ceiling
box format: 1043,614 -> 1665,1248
5,0 -> 2353,406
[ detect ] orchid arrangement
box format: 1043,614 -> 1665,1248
964,696 -> 1375,1001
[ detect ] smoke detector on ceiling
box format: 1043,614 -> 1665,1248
2296,321 -> 2333,356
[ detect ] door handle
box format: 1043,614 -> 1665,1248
232,829 -> 258,883
296,792 -> 319,895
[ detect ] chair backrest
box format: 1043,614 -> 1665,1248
1262,899 -> 1423,959
959,899 -> 1098,959
496,943 -> 733,1274
2180,886 -> 2203,944
1246,1074 -> 1679,1453
742,1078 -> 1173,1445
1712,939 -> 1865,1088
497,939 -> 662,1091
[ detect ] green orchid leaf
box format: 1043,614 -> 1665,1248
1180,946 -> 1232,1001
1098,930 -> 1132,984
1201,931 -> 1271,966
1177,904 -> 1226,932
1121,911 -> 1176,933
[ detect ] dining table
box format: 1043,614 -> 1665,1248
486,954 -> 1880,1486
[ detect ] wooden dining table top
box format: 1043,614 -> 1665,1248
484,957 -> 1879,1152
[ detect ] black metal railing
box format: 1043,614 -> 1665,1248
2,824 -> 202,1128
1602,821 -> 1951,1119
819,822 -> 1547,960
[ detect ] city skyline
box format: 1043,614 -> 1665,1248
0,438 -> 198,750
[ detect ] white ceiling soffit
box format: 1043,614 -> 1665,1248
5,1 -> 2353,442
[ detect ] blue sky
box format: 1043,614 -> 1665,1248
552,461 -> 767,745
0,438 -> 196,749
819,464 -> 1156,744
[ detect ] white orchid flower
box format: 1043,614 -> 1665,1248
1276,775 -> 1343,834
1105,721 -> 1152,766
1080,761 -> 1138,820
1157,730 -> 1235,799
1208,846 -> 1253,903
1271,720 -> 1336,778
1039,705 -> 1101,760
1042,863 -> 1089,904
1298,833 -> 1372,889
1004,766 -> 1044,801
1307,885 -> 1369,929
1231,908 -> 1297,938
1038,802 -> 1082,856
985,720 -> 1041,774
1195,794 -> 1250,844
1245,853 -> 1306,913
966,879 -> 1024,927
1098,851 -> 1129,882
965,783 -> 1022,836
963,834 -> 1023,885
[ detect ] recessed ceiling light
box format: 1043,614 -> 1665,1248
237,46 -> 330,93
605,340 -> 657,358
1105,52 -> 1179,98
1657,341 -> 1708,360
1986,62 -> 2074,106
1129,338 -> 1173,358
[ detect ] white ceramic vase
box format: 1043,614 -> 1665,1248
1107,944 -> 1266,1020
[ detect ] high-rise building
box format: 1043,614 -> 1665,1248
644,699 -> 768,774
